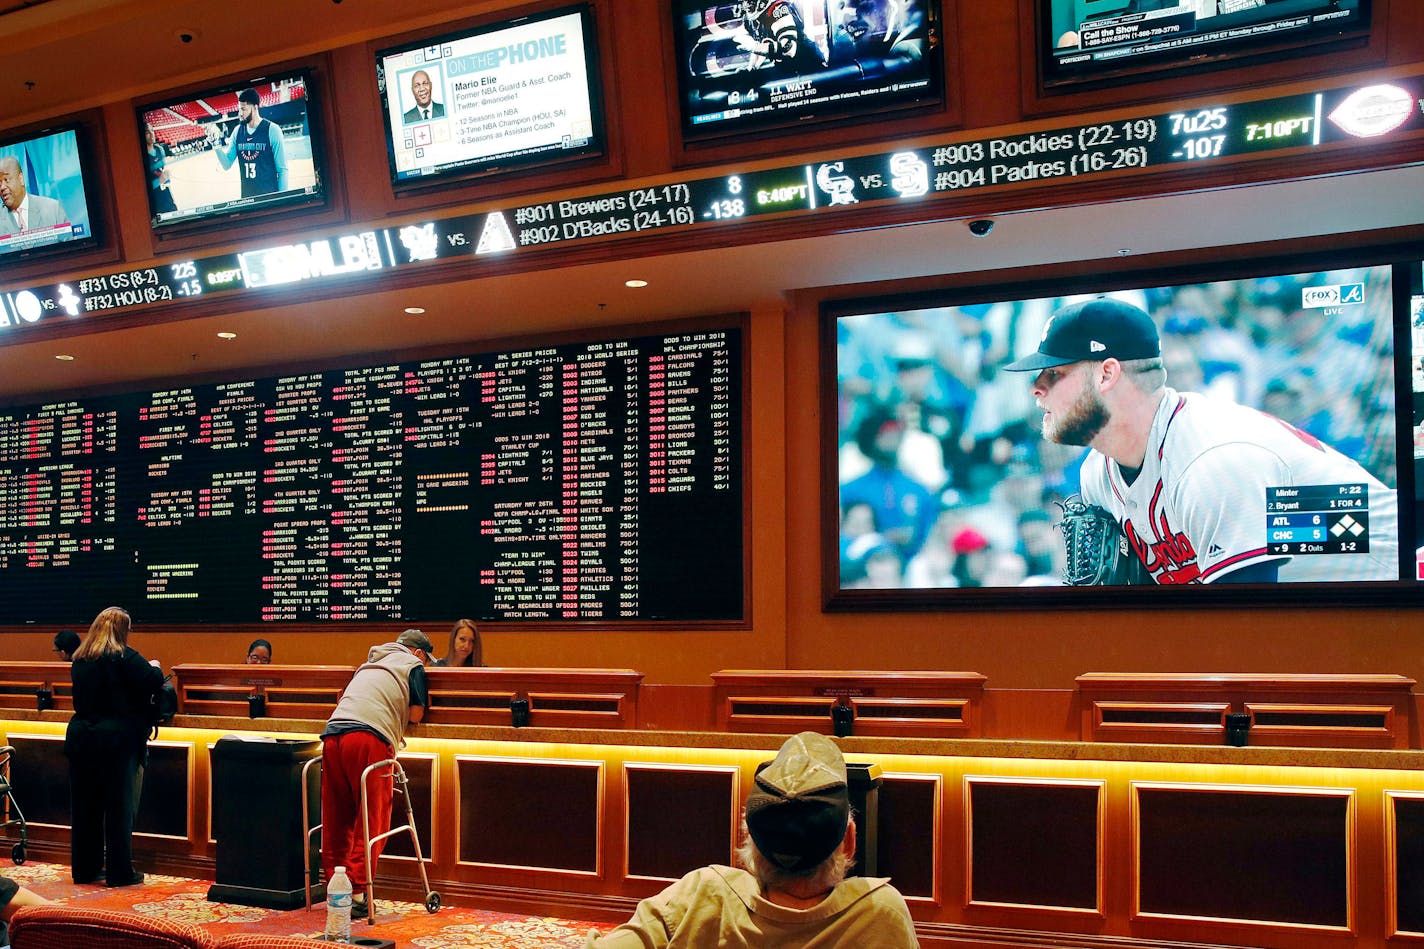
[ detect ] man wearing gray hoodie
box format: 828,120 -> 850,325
320,628 -> 433,915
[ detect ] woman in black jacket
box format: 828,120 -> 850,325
65,606 -> 162,886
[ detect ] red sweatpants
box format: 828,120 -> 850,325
321,730 -> 395,887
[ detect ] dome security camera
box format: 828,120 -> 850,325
176,29 -> 197,43
967,219 -> 995,237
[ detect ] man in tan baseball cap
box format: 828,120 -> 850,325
587,731 -> 918,947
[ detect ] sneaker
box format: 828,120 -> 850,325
350,896 -> 369,920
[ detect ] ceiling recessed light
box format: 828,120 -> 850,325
625,279 -> 648,288
1117,248 -> 1132,256
54,354 -> 75,361
216,331 -> 237,339
404,306 -> 426,315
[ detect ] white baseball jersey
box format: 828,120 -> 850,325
1080,389 -> 1399,584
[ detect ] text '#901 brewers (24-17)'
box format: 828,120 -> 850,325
2,76 -> 1421,333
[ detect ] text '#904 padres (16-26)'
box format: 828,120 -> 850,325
3,76 -> 1421,332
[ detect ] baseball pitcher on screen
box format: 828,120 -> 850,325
1004,297 -> 1398,585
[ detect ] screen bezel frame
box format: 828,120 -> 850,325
667,0 -> 951,151
374,1 -> 609,195
135,63 -> 333,238
821,244 -> 1422,612
1028,0 -> 1379,101
0,119 -> 104,269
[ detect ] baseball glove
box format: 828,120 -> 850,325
1055,494 -> 1154,586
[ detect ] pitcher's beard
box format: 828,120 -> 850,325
1043,388 -> 1108,446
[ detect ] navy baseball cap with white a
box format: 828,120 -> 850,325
1003,297 -> 1160,372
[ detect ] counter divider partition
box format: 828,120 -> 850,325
170,665 -> 645,731
0,663 -> 72,714
1077,672 -> 1418,749
711,669 -> 988,738
4,665 -> 1424,948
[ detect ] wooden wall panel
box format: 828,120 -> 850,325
134,743 -> 191,841
1390,792 -> 1424,936
966,778 -> 1100,911
380,753 -> 435,862
6,734 -> 66,826
456,756 -> 601,873
9,716 -> 1424,948
6,734 -> 189,840
1135,785 -> 1350,928
876,774 -> 939,900
624,764 -> 736,881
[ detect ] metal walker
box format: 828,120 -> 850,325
0,745 -> 27,865
301,753 -> 441,925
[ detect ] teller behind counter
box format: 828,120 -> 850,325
434,620 -> 481,668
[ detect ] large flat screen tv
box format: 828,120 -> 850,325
828,256 -> 1417,608
1041,0 -> 1371,90
137,69 -> 326,229
0,125 -> 97,262
672,0 -> 943,140
375,4 -> 604,187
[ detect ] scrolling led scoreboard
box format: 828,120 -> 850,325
3,76 -> 1422,329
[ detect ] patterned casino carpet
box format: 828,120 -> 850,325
3,860 -> 617,947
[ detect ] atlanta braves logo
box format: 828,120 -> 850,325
1124,480 -> 1202,584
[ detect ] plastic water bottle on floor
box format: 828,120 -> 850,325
325,865 -> 352,943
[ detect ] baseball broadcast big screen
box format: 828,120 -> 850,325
832,259 -> 1415,600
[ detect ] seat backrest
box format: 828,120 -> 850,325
9,904 -> 218,949
213,935 -> 334,948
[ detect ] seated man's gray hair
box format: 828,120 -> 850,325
744,732 -> 851,874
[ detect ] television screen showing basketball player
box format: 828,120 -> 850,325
138,69 -> 324,228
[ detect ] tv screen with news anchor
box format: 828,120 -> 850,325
137,69 -> 326,229
0,125 -> 97,262
375,4 -> 605,187
1040,0 -> 1371,90
671,0 -> 943,140
827,255 -> 1420,608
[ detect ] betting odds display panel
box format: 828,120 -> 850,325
0,326 -> 743,624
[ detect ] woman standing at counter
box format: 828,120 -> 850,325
437,619 -> 482,667
65,606 -> 163,887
